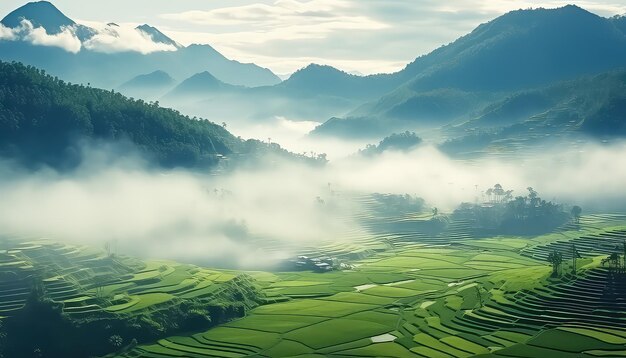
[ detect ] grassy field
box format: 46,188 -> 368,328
2,200 -> 626,357
0,241 -> 253,320
113,211 -> 626,357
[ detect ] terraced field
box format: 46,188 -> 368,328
115,211 -> 626,358
3,205 -> 626,357
0,240 -> 254,320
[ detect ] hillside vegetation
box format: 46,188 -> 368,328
0,61 -> 310,169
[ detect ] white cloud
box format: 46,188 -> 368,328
1,140 -> 625,268
0,23 -> 18,41
82,24 -> 178,54
1,18 -> 178,55
161,0 -> 387,50
158,0 -> 626,74
162,0 -> 363,26
3,20 -> 82,53
19,20 -> 82,53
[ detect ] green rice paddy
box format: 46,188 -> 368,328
2,202 -> 626,357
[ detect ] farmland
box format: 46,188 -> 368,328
1,197 -> 625,357
109,208 -> 626,358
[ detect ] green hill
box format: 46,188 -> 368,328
314,6 -> 626,138
0,61 -> 303,169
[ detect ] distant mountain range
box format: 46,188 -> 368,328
118,70 -> 176,100
0,1 -> 281,88
155,4 -> 626,137
2,2 -> 626,149
313,5 -> 626,138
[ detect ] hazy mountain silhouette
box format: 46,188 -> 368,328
165,71 -> 242,100
0,2 -> 281,88
118,70 -> 176,100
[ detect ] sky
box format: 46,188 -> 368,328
1,0 -> 626,74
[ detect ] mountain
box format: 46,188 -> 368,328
400,5 -> 626,92
440,69 -> 626,156
2,1 -> 74,33
0,61 -> 303,169
314,5 -> 626,138
162,64 -> 390,123
118,70 -> 176,100
274,64 -> 398,101
1,1 -> 94,40
0,2 -> 281,88
470,69 -> 626,135
120,70 -> 175,88
167,71 -> 240,97
136,24 -> 182,49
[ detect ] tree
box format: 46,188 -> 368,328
504,190 -> 514,203
527,187 -> 539,207
571,205 -> 582,224
493,184 -> 504,203
601,252 -> 621,274
571,243 -> 582,274
547,250 -> 563,277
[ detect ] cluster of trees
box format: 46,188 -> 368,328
0,61 -> 320,170
601,242 -> 626,276
359,131 -> 422,156
455,185 -> 571,235
372,193 -> 425,215
501,187 -> 568,231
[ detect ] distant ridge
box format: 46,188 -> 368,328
0,2 -> 282,88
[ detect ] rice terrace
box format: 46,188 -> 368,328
1,1 -> 626,357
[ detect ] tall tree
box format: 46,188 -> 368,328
571,206 -> 582,224
547,250 -> 563,277
571,243 -> 582,274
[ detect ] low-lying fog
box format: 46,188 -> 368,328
0,140 -> 625,269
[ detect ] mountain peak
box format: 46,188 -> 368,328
288,64 -> 350,80
189,71 -> 222,83
165,71 -> 239,98
136,24 -> 182,48
1,1 -> 75,33
121,70 -> 175,88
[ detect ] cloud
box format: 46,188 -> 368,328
159,0 -> 626,74
1,18 -> 178,55
0,23 -> 18,41
21,21 -> 82,53
4,20 -> 82,53
82,24 -> 178,54
1,138 -> 625,269
0,144 -> 357,269
161,0 -> 370,27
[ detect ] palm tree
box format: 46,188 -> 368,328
494,184 -> 504,203
547,250 -> 563,277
